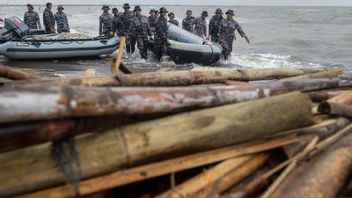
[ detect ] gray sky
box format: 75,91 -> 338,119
0,0 -> 351,6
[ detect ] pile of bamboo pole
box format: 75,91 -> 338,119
1,66 -> 352,198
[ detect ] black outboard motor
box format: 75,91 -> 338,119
4,17 -> 29,38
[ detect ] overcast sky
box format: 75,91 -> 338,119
0,0 -> 351,6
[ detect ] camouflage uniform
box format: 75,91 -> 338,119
218,18 -> 246,59
168,19 -> 179,26
24,11 -> 41,29
194,17 -> 206,37
43,9 -> 55,33
182,17 -> 195,32
209,15 -> 223,42
55,12 -> 69,33
119,11 -> 136,54
99,13 -> 113,36
148,16 -> 157,33
129,14 -> 151,59
154,15 -> 169,60
112,14 -> 120,35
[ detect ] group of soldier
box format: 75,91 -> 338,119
24,3 -> 69,34
22,3 -> 250,61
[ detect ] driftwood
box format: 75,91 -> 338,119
318,92 -> 352,117
0,92 -> 314,197
271,128 -> 352,198
18,135 -> 296,198
156,153 -> 269,198
308,89 -> 352,102
279,69 -> 342,82
2,68 -> 306,88
0,65 -> 40,80
0,78 -> 345,124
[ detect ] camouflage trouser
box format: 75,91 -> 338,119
126,37 -> 136,54
221,39 -> 233,60
136,37 -> 149,59
154,37 -> 168,60
45,26 -> 55,34
210,34 -> 219,43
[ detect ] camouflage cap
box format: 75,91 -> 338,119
26,4 -> 34,9
57,5 -> 64,10
102,5 -> 110,10
186,10 -> 192,14
149,8 -> 157,13
133,5 -> 142,12
201,11 -> 208,17
215,8 -> 223,14
168,12 -> 175,17
159,7 -> 168,13
225,9 -> 234,16
123,3 -> 130,8
112,8 -> 118,12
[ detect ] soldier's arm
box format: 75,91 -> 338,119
99,16 -> 102,34
182,19 -> 186,29
36,13 -> 42,29
235,21 -> 250,43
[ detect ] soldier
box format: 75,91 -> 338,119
55,5 -> 70,33
99,5 -> 113,37
194,11 -> 208,38
218,9 -> 250,60
43,2 -> 55,33
119,3 -> 135,54
129,6 -> 151,59
168,12 -> 179,26
24,4 -> 41,29
112,8 -> 120,36
154,7 -> 169,61
148,9 -> 158,33
182,10 -> 195,32
209,8 -> 223,42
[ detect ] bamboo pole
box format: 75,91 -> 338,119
0,92 -> 314,197
156,153 -> 269,198
0,65 -> 40,80
271,130 -> 352,198
2,68 -> 307,88
17,135 -> 296,198
112,36 -> 126,75
279,68 -> 343,82
0,78 -> 341,124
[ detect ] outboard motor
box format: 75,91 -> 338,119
4,17 -> 29,38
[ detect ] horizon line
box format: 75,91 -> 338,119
0,4 -> 351,7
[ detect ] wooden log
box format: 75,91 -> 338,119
18,135 -> 297,198
279,68 -> 343,82
2,68 -> 306,88
0,92 -> 314,197
0,115 -> 149,153
156,153 -> 269,198
0,78 -> 343,124
0,65 -> 40,80
271,128 -> 352,198
318,92 -> 352,117
308,89 -> 352,103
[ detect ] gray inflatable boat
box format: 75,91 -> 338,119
166,23 -> 222,65
0,17 -> 119,60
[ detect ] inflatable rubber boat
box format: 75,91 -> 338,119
0,17 -> 119,60
165,23 -> 222,65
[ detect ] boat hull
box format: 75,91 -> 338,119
0,37 -> 119,60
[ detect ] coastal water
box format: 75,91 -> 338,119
0,5 -> 351,77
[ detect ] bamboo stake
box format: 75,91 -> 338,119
17,135 -> 297,198
156,153 -> 269,198
318,92 -> 352,117
271,130 -> 352,198
261,136 -> 319,198
112,36 -> 126,75
0,92 -> 314,197
0,65 -> 40,80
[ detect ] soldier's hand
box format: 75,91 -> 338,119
245,36 -> 250,44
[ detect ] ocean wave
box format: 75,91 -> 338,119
295,9 -> 320,12
217,53 -> 322,69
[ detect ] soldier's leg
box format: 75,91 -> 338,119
126,39 -> 131,54
130,37 -> 136,54
141,39 -> 149,59
136,38 -> 147,59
